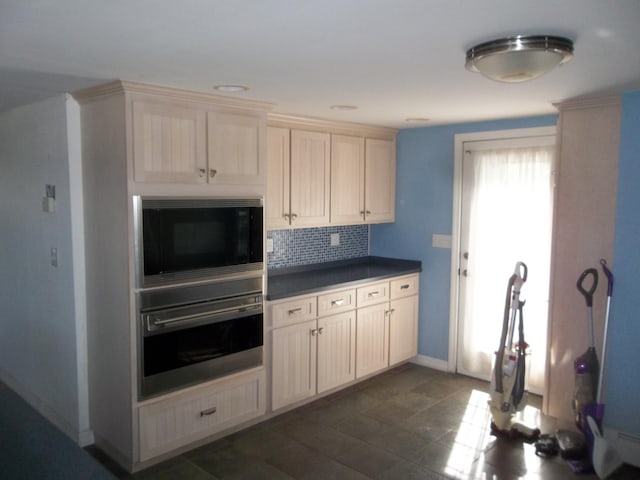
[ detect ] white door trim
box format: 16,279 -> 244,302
448,126 -> 557,373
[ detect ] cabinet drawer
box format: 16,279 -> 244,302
139,369 -> 265,461
357,281 -> 389,307
390,274 -> 419,299
271,295 -> 317,328
317,289 -> 356,317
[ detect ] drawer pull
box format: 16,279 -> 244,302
368,291 -> 380,298
400,284 -> 410,290
200,407 -> 217,417
288,307 -> 302,315
331,299 -> 344,307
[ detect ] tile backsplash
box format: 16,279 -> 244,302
267,225 -> 369,269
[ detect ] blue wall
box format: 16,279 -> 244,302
606,91 -> 640,434
370,115 -> 557,362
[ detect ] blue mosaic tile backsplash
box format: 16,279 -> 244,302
267,225 -> 369,269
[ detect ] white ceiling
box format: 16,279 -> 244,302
2,0 -> 640,128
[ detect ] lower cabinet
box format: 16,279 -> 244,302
270,274 -> 419,410
389,294 -> 419,366
138,368 -> 265,462
271,307 -> 356,410
356,302 -> 389,378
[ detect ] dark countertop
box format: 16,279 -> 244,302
266,256 -> 422,300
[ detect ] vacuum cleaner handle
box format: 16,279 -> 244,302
577,268 -> 598,307
514,261 -> 528,283
600,259 -> 613,296
513,261 -> 528,292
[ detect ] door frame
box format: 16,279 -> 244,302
448,126 -> 557,376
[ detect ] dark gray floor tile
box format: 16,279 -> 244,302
333,438 -> 403,477
264,441 -> 336,478
282,421 -> 362,459
134,456 -> 216,480
299,459 -> 373,480
375,460 -> 453,480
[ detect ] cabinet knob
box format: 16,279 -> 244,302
366,210 -> 371,216
360,210 -> 366,219
318,327 -> 324,335
209,169 -> 217,178
290,213 -> 298,220
198,168 -> 206,177
311,328 -> 318,336
283,213 -> 291,220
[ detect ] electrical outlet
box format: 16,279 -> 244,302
266,238 -> 274,253
330,233 -> 340,246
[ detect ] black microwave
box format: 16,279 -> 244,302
133,196 -> 264,288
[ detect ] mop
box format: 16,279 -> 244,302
488,261 -> 540,440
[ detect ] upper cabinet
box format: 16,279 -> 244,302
132,99 -> 265,186
76,81 -> 273,192
266,127 -> 331,228
289,130 -> 331,226
266,115 -> 397,229
330,135 -> 395,225
207,112 -> 264,185
132,100 -> 207,183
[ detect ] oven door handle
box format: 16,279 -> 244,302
147,303 -> 262,330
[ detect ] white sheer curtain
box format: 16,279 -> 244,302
461,145 -> 553,394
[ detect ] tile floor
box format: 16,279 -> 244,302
90,364 -> 640,479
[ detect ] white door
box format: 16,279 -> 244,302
456,134 -> 555,395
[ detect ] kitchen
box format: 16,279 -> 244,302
1,1 -> 640,477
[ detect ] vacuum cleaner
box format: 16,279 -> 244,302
489,261 -> 540,440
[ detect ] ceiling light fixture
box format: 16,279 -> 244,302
330,104 -> 358,111
213,84 -> 250,93
405,117 -> 430,123
465,35 -> 574,83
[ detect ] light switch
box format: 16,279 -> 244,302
432,234 -> 452,249
50,248 -> 58,267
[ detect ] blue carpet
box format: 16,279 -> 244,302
0,385 -> 116,480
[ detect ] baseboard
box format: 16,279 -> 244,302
0,368 -> 94,446
410,354 -> 451,372
604,427 -> 640,468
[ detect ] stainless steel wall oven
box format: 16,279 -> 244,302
133,196 -> 265,399
138,276 -> 263,399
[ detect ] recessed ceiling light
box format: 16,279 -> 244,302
405,117 -> 430,123
330,104 -> 358,111
213,84 -> 250,93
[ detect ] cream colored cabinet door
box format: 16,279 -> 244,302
266,126 -> 291,229
271,319 -> 317,410
317,311 -> 356,393
207,112 -> 264,185
365,138 -> 396,223
289,130 -> 331,227
389,295 -> 418,366
132,100 -> 207,183
330,134 -> 365,224
356,303 -> 389,378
